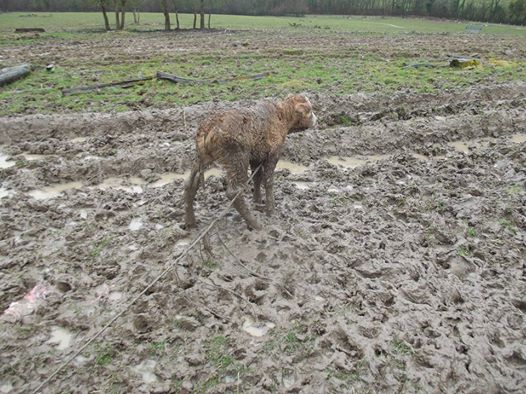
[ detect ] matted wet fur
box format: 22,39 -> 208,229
184,94 -> 317,230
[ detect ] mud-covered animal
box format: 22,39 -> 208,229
184,94 -> 317,230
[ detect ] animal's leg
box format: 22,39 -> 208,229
184,160 -> 204,228
250,160 -> 264,210
223,157 -> 261,230
263,155 -> 279,217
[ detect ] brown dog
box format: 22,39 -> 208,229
184,94 -> 317,230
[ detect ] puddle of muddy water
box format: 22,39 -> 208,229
70,137 -> 88,144
47,326 -> 74,350
447,133 -> 524,154
276,160 -> 308,174
0,187 -> 15,199
150,168 -> 222,188
95,177 -> 144,194
412,153 -> 429,161
28,181 -> 83,200
128,218 -> 143,231
23,153 -> 49,161
292,181 -> 312,190
0,151 -> 15,169
327,154 -> 389,169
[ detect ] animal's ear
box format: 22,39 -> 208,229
295,103 -> 310,115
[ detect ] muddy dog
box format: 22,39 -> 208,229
184,94 -> 317,230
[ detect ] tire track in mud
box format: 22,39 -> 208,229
0,82 -> 525,393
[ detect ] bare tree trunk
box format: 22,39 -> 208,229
115,9 -> 120,29
193,13 -> 197,29
120,9 -> 125,29
114,0 -> 126,30
200,0 -> 205,29
208,13 -> 211,29
133,9 -> 140,24
175,11 -> 180,29
101,3 -> 111,31
162,0 -> 171,31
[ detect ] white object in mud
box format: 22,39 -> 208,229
1,284 -> 50,323
242,318 -> 275,337
47,326 -> 74,350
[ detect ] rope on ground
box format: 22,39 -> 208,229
32,164 -> 262,394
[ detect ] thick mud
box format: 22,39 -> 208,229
1,82 -> 525,393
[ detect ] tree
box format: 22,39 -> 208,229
97,0 -> 111,30
172,0 -> 180,29
129,0 -> 141,24
119,0 -> 127,29
113,0 -> 127,30
509,0 -> 526,24
199,0 -> 205,29
161,0 -> 170,30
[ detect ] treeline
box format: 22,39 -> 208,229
1,0 -> 525,25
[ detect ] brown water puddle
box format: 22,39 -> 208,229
22,153 -> 50,161
150,168 -> 222,188
326,154 -> 389,169
70,137 -> 88,144
276,160 -> 308,174
511,134 -> 526,144
21,133 -> 526,200
448,133 -> 525,154
28,181 -> 84,200
0,151 -> 15,169
0,187 -> 15,200
96,177 -> 145,194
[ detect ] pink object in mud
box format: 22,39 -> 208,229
1,284 -> 50,323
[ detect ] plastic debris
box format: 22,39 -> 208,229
1,284 -> 50,323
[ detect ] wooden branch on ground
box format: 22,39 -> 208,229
61,71 -> 275,95
158,71 -> 275,84
15,28 -> 45,33
61,76 -> 154,96
156,71 -> 203,84
0,64 -> 31,86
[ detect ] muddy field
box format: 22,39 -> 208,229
1,30 -> 526,393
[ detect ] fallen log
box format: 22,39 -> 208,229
158,71 -> 274,84
156,72 -> 202,84
0,63 -> 31,87
62,71 -> 275,95
61,76 -> 154,96
15,28 -> 45,33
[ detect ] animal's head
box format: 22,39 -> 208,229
282,94 -> 317,133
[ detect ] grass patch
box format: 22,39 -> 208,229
506,183 -> 523,195
499,218 -> 517,235
392,339 -> 414,355
263,324 -> 316,357
196,335 -> 248,391
1,13 -> 525,35
90,237 -> 112,258
0,13 -> 525,116
95,344 -> 115,367
457,245 -> 472,257
148,341 -> 166,356
201,258 -> 218,270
